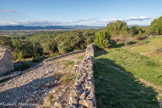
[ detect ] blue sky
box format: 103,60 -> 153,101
0,0 -> 162,26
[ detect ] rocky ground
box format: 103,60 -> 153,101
0,52 -> 85,108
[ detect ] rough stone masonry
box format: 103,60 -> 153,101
67,43 -> 97,108
0,46 -> 14,76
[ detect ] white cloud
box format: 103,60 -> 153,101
0,18 -> 99,26
125,16 -> 151,21
100,16 -> 151,22
0,16 -> 153,26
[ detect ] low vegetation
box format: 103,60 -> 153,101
76,55 -> 84,60
0,30 -> 94,61
95,30 -> 111,49
94,36 -> 162,107
94,16 -> 162,49
94,61 -> 159,108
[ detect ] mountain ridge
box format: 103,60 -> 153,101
0,25 -> 104,30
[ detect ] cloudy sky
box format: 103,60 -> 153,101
0,0 -> 162,26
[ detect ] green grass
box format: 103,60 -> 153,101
76,55 -> 84,60
95,38 -> 162,86
127,37 -> 162,61
94,62 -> 159,108
63,60 -> 75,66
94,36 -> 162,107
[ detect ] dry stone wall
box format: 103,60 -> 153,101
68,43 -> 96,108
0,46 -> 14,76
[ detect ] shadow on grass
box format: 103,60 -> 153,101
110,41 -> 137,48
110,43 -> 124,48
94,50 -> 159,108
95,49 -> 108,57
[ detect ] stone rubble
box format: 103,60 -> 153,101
0,61 -> 64,108
0,44 -> 96,108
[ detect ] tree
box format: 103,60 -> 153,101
130,25 -> 143,35
106,20 -> 129,38
144,26 -> 153,35
151,16 -> 162,35
0,36 -> 12,47
32,42 -> 43,57
95,30 -> 111,49
58,41 -> 72,54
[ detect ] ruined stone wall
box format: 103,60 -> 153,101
68,43 -> 96,108
0,46 -> 14,76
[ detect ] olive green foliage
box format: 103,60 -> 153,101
150,16 -> 162,35
130,25 -> 144,35
0,30 -> 94,60
143,26 -> 153,35
0,36 -> 12,46
106,20 -> 129,38
56,30 -> 94,53
11,39 -> 43,59
95,30 -> 111,49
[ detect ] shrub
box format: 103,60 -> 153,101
106,20 -> 129,38
21,62 -> 30,70
32,56 -> 44,63
95,30 -> 111,49
155,48 -> 162,56
64,60 -> 74,66
15,61 -> 30,71
151,16 -> 162,35
58,41 -> 72,54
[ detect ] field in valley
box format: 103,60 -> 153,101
94,36 -> 162,108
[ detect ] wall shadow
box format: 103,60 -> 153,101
94,49 -> 108,57
94,51 -> 159,108
0,76 -> 57,108
110,43 -> 124,48
0,62 -> 43,84
110,41 -> 137,48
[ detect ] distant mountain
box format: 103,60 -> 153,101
0,25 -> 104,30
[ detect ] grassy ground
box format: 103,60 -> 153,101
94,36 -> 162,108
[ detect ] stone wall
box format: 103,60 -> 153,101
68,43 -> 96,108
0,46 -> 14,76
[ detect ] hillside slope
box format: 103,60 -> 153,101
94,36 -> 162,107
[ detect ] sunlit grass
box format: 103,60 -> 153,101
94,37 -> 162,107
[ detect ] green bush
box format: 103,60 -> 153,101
58,41 -> 72,54
95,30 -> 111,49
14,61 -> 30,71
32,56 -> 44,63
106,20 -> 129,38
155,48 -> 162,56
151,16 -> 162,35
21,62 -> 30,70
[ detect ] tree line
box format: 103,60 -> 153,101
0,16 -> 162,60
0,30 -> 94,60
95,16 -> 162,48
